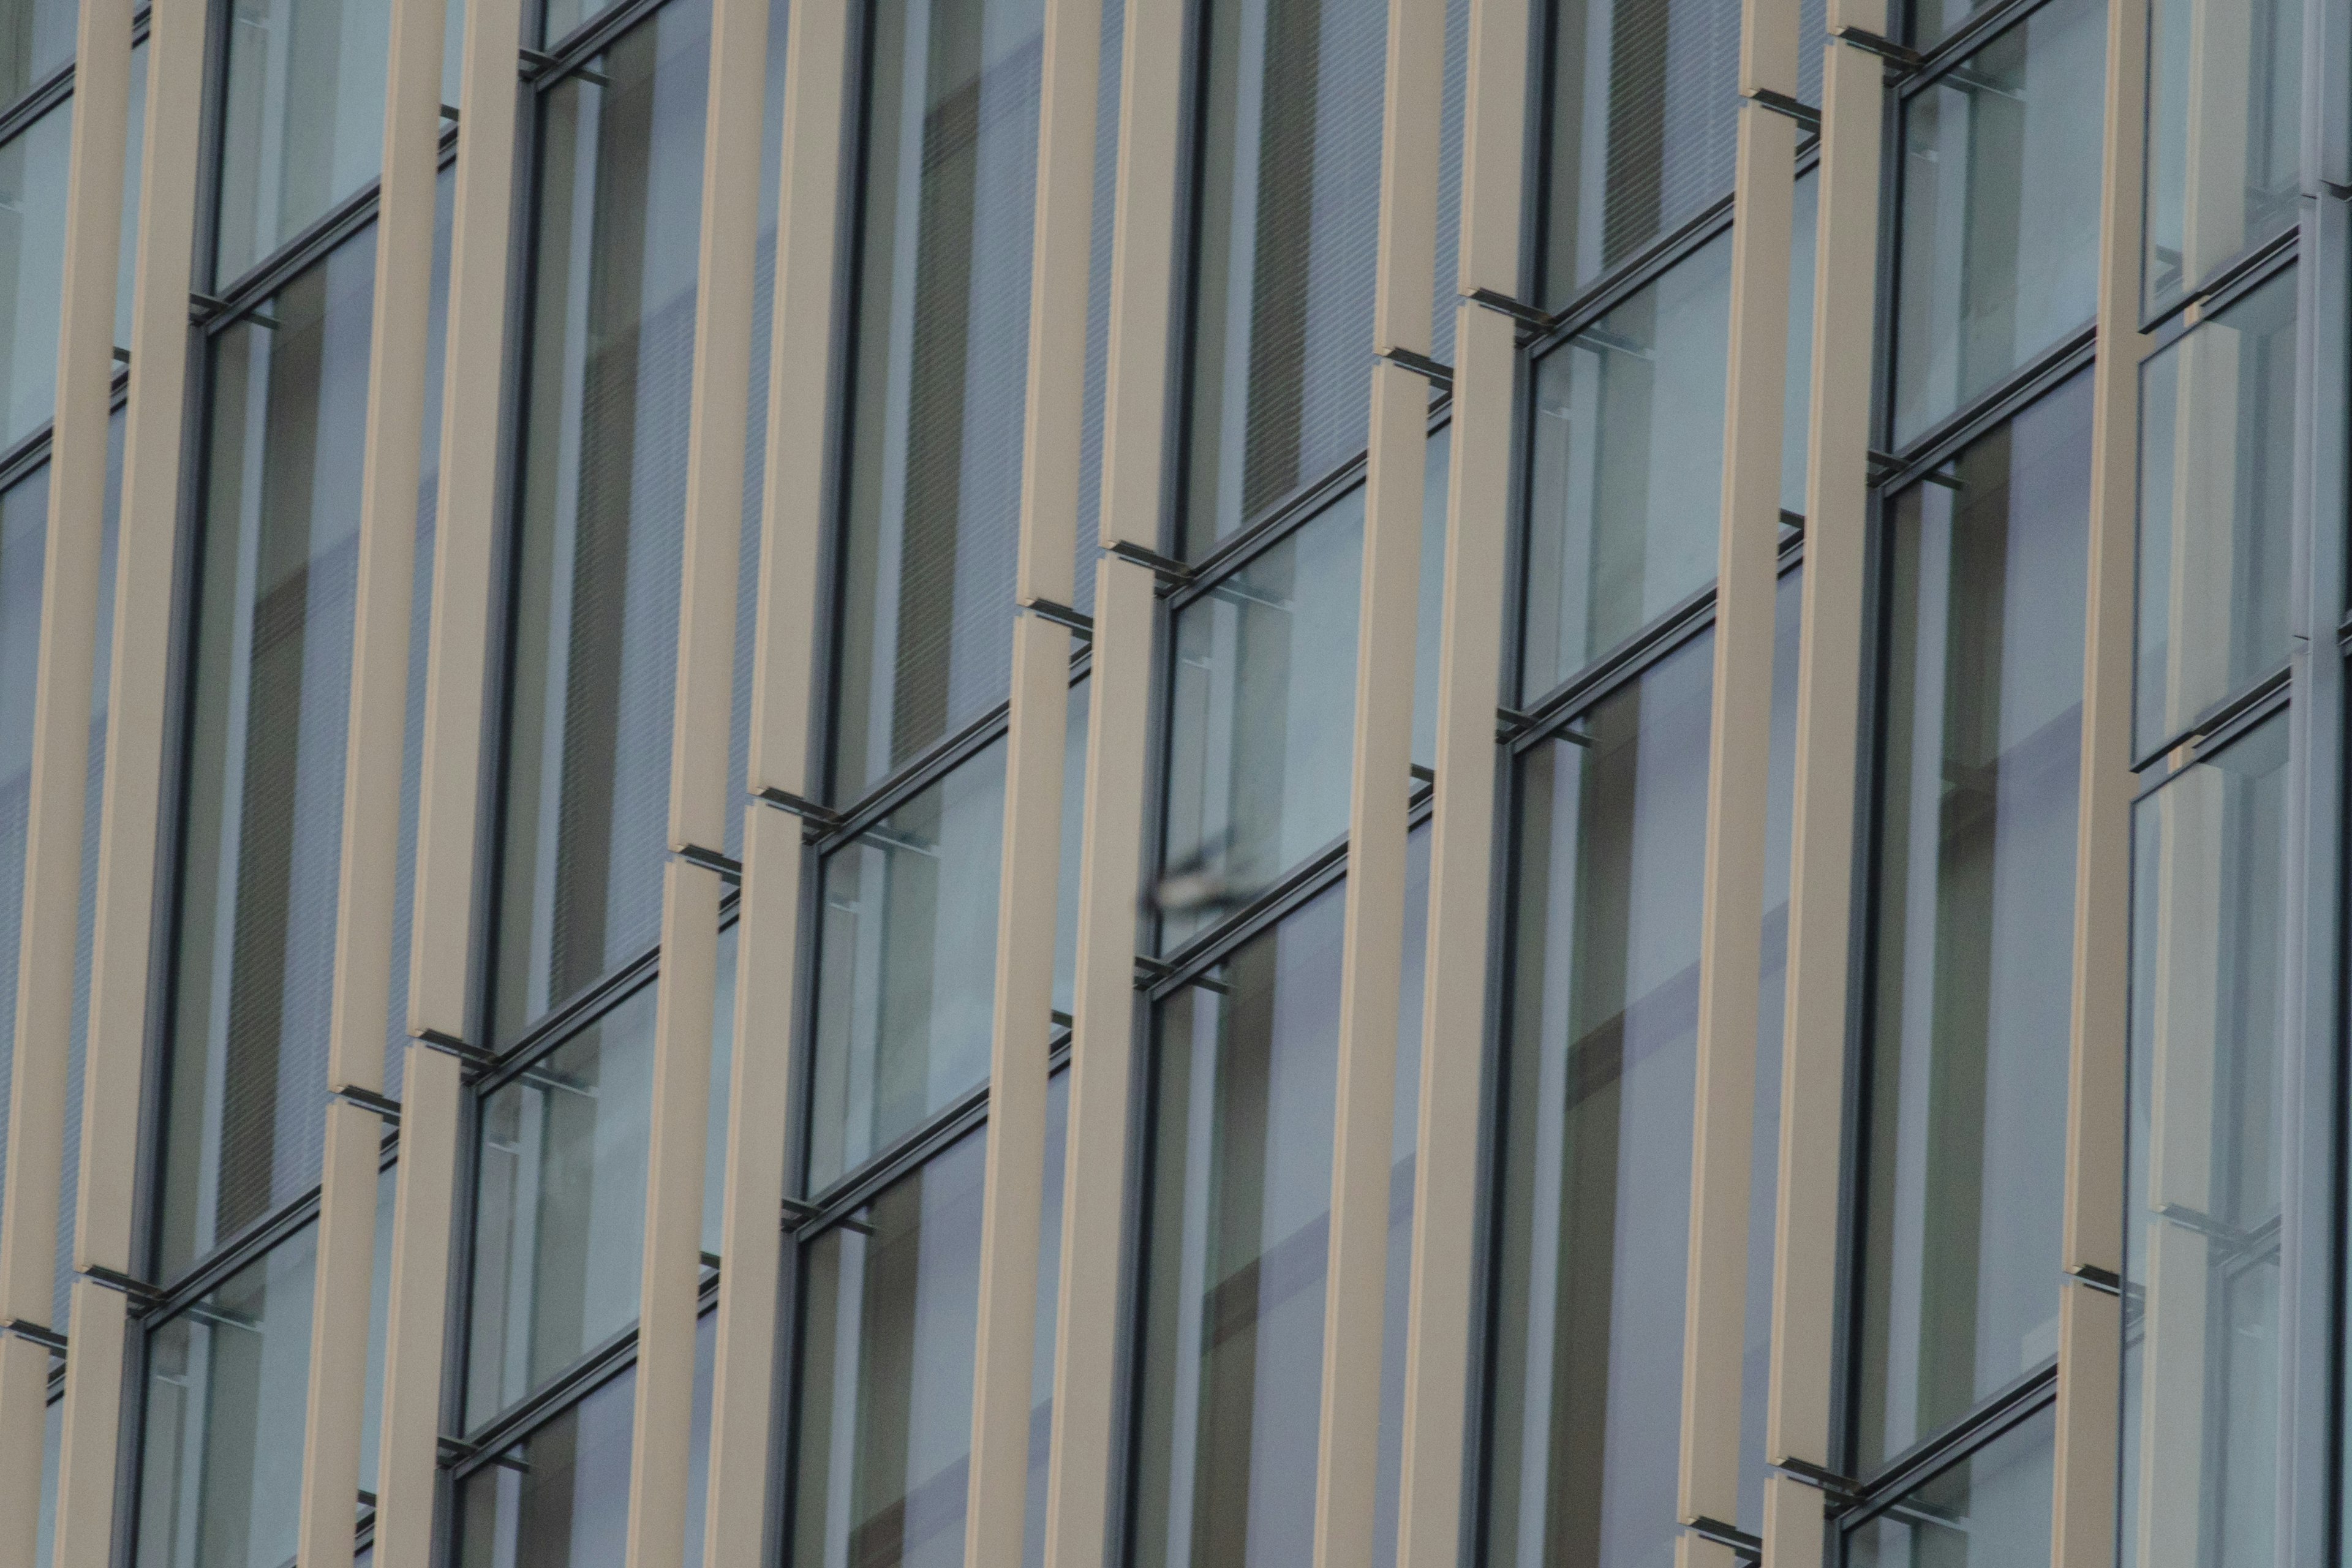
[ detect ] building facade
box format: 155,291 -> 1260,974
0,0 -> 2327,1560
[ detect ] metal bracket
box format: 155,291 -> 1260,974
1831,23 -> 1924,67
415,1025 -> 500,1072
1104,539 -> 1196,588
80,1264 -> 167,1316
2067,1261 -> 2124,1295
1377,345 -> 1455,390
675,842 -> 744,884
1772,1456 -> 1864,1506
1,1317 -> 67,1354
1686,1516 -> 1764,1561
1463,287 -> 1555,332
1743,87 -> 1822,132
1020,597 -> 1095,639
333,1083 -> 404,1124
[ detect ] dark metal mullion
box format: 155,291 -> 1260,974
2129,660 -> 2294,777
1892,0 -> 2070,100
1519,190 -> 1738,359
1876,324 -> 2098,488
469,958 -> 662,1096
809,696 -> 1014,853
2138,222 -> 2301,340
529,0 -> 676,91
1507,579 -> 1722,753
0,56 -> 75,149
1839,1363 -> 2060,1519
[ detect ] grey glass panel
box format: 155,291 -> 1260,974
116,42 -> 148,355
135,1229 -> 317,1568
1068,0 -> 1121,617
2135,268 -> 2294,757
1371,823 -> 1431,1568
455,1312 -> 718,1567
0,0 -> 73,107
1855,372 -> 2089,1470
2119,717 -> 2286,1568
1783,170 -> 1818,522
1178,0 -> 1384,557
0,100 -> 70,444
1521,231 -> 1731,701
494,0 -> 709,1042
1844,1404 -> 2056,1566
159,231 -> 376,1282
1414,427 -> 1448,772
0,462 -> 43,1238
213,0 -> 393,284
808,741 -> 1006,1192
1482,631 -> 1713,1568
1431,0 -> 1467,367
1052,677 -> 1088,1017
1158,495 -> 1362,952
39,1390 -> 58,1567
1891,0 -> 2103,447
832,0 -> 1043,797
2144,0 -> 2298,314
1129,884 -> 1343,1568
703,918 -> 736,1259
358,1159 -> 394,1502
466,982 -> 658,1425
790,1081 -> 1070,1568
1539,0 -> 1740,302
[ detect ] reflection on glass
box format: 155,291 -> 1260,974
135,1229 -> 317,1568
1130,886 -> 1343,1568
0,0 -> 74,107
159,232 -> 377,1282
1482,632 -> 1713,1568
466,984 -> 658,1425
2144,0 -> 2299,313
2135,268 -> 2294,756
0,462 -> 45,1233
791,1080 -> 1069,1568
1159,496 -> 1361,952
0,101 -> 69,445
1783,171 -> 1819,522
495,0 -> 710,1042
2119,718 -> 2285,1568
455,1313 -> 718,1568
1892,0 -> 2103,445
1414,429 -> 1448,773
1855,374 -> 2089,1470
832,0 -> 1044,796
1052,678 -> 1089,1018
1179,0 -> 1384,556
809,742 -> 1006,1191
213,0 -> 394,284
1844,1403 -> 2056,1566
1538,0 -> 1740,301
1521,232 -> 1731,700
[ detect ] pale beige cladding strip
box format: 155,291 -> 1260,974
0,0 -> 132,1548
2053,0 -> 2147,1556
294,0 -> 453,1554
1679,0 -> 1798,1551
372,0 -> 533,1553
1763,0 -> 1884,1559
1311,0 -> 1444,1557
1041,0 -> 1194,1555
962,0 -> 1099,1548
702,2 -> 854,1561
50,0 -> 203,1555
624,0 -> 777,1551
1390,0 -> 1529,1560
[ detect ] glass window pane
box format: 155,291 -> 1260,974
0,100 -> 71,445
1413,427 -> 1448,774
1855,372 -> 2089,1470
358,1159 -> 395,1506
1178,0 -> 1384,556
1844,1403 -> 2057,1567
0,461 -> 44,1236
1372,824 -> 1431,1568
117,41 -> 148,355
1521,232 -> 1731,700
0,0 -> 75,105
135,1229 -> 318,1568
466,982 -> 658,1425
2119,717 -> 2286,1568
2144,0 -> 2299,314
1068,0 -> 1121,617
790,1084 -> 1069,1568
831,0 -> 1044,797
456,1366 -> 635,1567
1052,677 -> 1088,1019
1158,495 -> 1362,952
1538,0 -> 1740,303
808,742 -> 1006,1192
213,0 -> 394,284
2134,268 -> 2295,756
1783,170 -> 1818,522
1892,0 -> 2104,447
39,1390 -> 59,1566
1480,631 -> 1713,1568
1129,884 -> 1344,1568
494,0 -> 710,1043
159,231 -> 377,1282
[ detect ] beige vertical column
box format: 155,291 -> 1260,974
0,0 -> 133,1555
47,0 -> 203,1556
961,0 -> 1099,1556
369,0 -> 531,1554
294,0 -> 451,1555
621,0 -> 777,1554
1760,4 -> 1885,1563
1679,3 -> 1799,1564
1310,0 -> 1443,1562
1038,0 -> 1189,1558
699,4 -> 853,1562
2054,0 -> 2147,1557
1388,1 -> 1529,1566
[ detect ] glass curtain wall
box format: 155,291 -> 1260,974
2142,0 -> 2298,314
